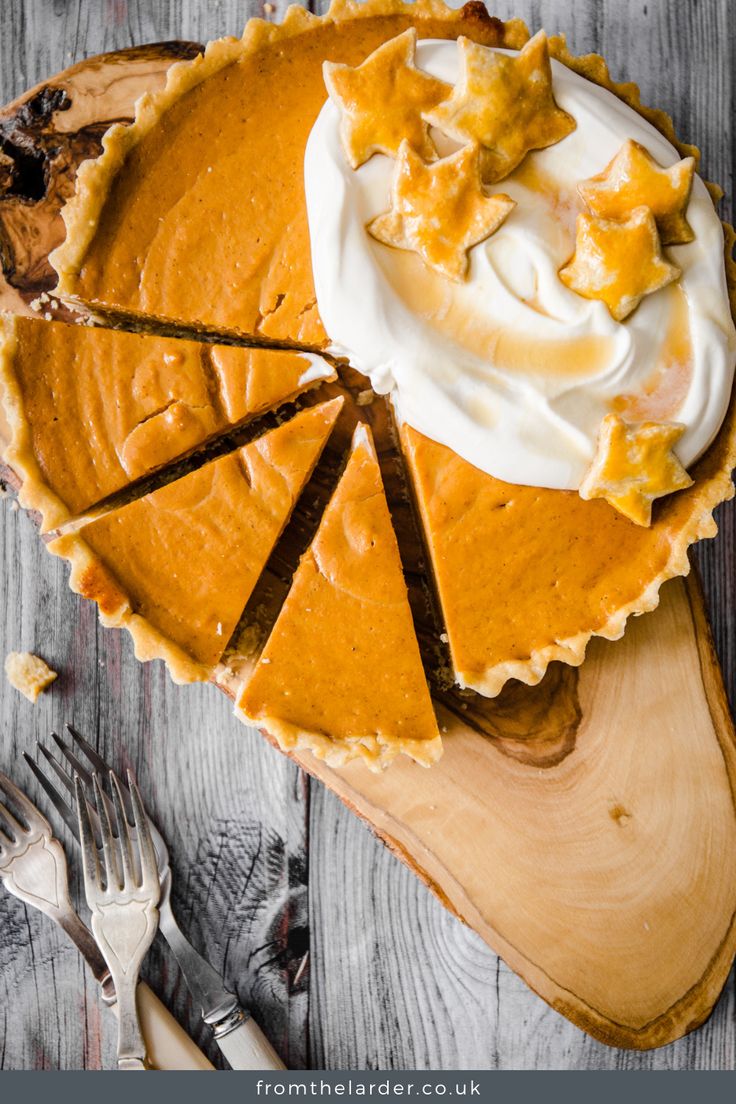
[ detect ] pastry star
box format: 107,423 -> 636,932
559,207 -> 680,321
579,413 -> 692,526
425,31 -> 576,183
579,140 -> 696,245
368,140 -> 515,281
323,28 -> 449,170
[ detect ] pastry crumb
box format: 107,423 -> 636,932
356,389 -> 375,406
5,651 -> 58,702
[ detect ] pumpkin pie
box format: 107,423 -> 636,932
48,398 -> 343,683
21,0 -> 736,709
238,423 -> 440,769
0,313 -> 334,531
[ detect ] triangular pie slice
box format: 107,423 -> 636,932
0,314 -> 334,531
401,421 -> 735,696
237,423 -> 441,770
48,398 -> 343,683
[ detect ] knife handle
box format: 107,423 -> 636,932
109,983 -> 215,1070
214,1013 -> 286,1070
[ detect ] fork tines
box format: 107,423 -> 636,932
75,771 -> 158,895
0,770 -> 52,862
24,724 -> 129,843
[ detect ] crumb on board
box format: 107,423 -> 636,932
356,389 -> 375,406
4,651 -> 58,702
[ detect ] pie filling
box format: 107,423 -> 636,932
0,313 -> 335,531
2,1 -> 735,766
47,399 -> 343,684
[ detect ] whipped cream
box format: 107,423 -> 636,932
304,39 -> 736,489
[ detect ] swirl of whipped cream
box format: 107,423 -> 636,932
304,39 -> 736,489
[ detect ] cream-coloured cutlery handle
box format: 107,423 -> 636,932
214,1014 -> 286,1070
109,983 -> 215,1070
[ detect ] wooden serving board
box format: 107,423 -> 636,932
1,41 -> 735,1054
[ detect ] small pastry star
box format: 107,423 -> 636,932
323,28 -> 449,170
368,140 -> 515,281
559,207 -> 680,321
579,140 -> 696,245
579,413 -> 692,526
424,31 -> 576,183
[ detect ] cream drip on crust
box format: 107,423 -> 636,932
305,38 -> 736,490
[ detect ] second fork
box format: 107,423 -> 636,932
76,771 -> 160,1070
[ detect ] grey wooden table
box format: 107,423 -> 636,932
1,0 -> 735,1071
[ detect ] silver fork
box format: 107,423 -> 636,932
0,769 -> 213,1070
0,770 -> 111,988
26,726 -> 286,1070
76,770 -> 160,1070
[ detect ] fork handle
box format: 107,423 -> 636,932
129,984 -> 215,1070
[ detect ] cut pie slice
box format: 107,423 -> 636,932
401,420 -> 736,696
237,423 -> 441,770
48,398 -> 343,683
0,313 -> 334,530
49,3 -> 525,344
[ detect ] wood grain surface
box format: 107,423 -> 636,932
1,0 -> 735,1070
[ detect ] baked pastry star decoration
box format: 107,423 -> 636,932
425,31 -> 576,183
323,29 -> 449,169
579,413 -> 692,526
559,206 -> 680,321
579,139 -> 696,245
368,140 -> 515,281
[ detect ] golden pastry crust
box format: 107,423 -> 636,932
46,530 -> 208,683
323,27 -> 448,167
578,139 -> 696,245
4,651 -> 58,702
0,314 -> 68,530
559,207 -> 680,321
368,140 -> 514,280
425,30 -> 576,183
579,414 -> 693,526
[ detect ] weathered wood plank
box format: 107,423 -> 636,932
0,0 -> 734,1072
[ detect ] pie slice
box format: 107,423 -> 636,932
48,4 -> 525,343
238,423 -> 441,770
48,398 -> 343,683
0,314 -> 334,531
401,420 -> 736,696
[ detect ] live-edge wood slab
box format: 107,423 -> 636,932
1,20 -> 735,1055
296,574 -> 736,1049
